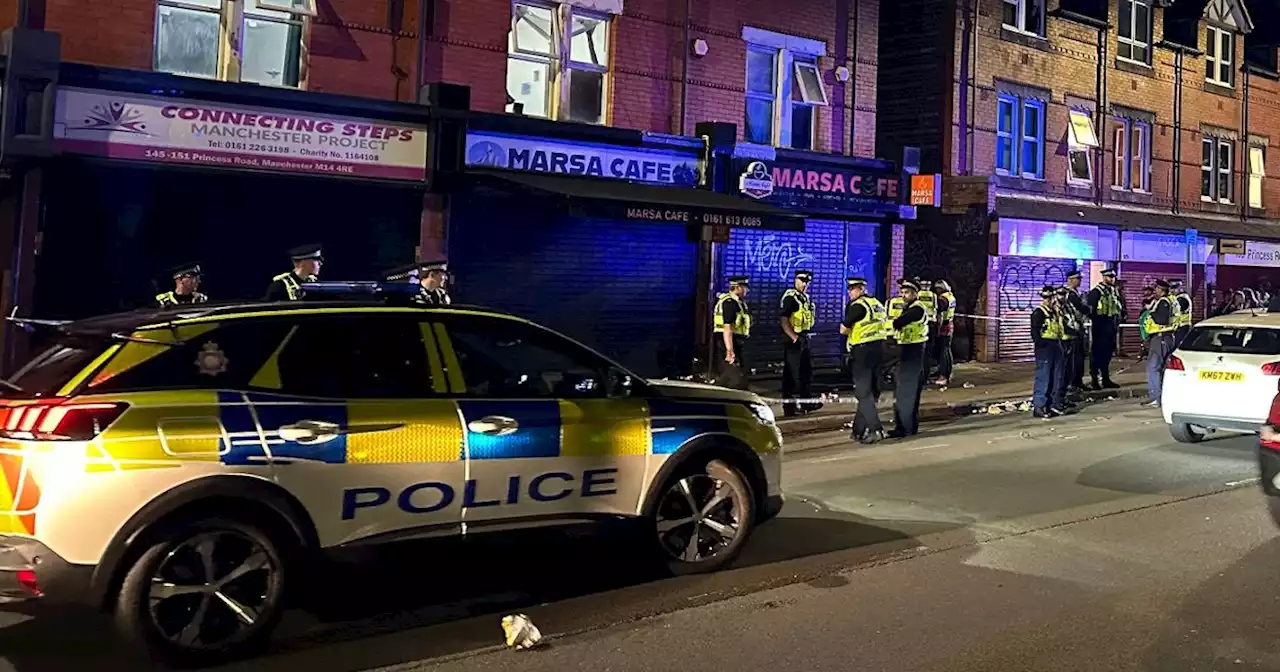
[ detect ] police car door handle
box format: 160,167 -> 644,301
468,415 -> 520,436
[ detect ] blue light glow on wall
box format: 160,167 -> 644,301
997,219 -> 1100,259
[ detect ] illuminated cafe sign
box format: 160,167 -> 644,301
733,153 -> 902,215
582,202 -> 804,231
465,131 -> 701,186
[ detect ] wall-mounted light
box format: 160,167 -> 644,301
834,65 -> 851,82
692,38 -> 709,57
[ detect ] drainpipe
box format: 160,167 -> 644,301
414,0 -> 433,97
849,0 -> 858,154
1094,27 -> 1108,206
1241,65 -> 1249,219
1172,49 -> 1183,214
956,0 -> 971,173
678,0 -> 691,135
967,0 -> 977,173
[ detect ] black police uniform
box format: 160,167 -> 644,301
780,270 -> 819,416
1063,270 -> 1089,391
841,277 -> 885,443
155,262 -> 209,308
891,280 -> 928,437
714,276 -> 751,390
266,244 -> 322,302
1085,267 -> 1122,389
386,259 -> 453,306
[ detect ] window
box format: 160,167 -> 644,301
1206,26 -> 1235,87
743,34 -> 830,149
506,1 -> 611,124
1111,117 -> 1150,192
1249,144 -> 1266,208
274,318 -> 436,399
1181,326 -> 1280,355
1117,0 -> 1152,64
1202,136 -> 1234,204
1001,0 -> 1044,36
89,322 -> 295,393
443,317 -> 612,399
154,0 -> 314,88
995,93 -> 1045,179
1067,110 -> 1099,184
5,338 -> 110,399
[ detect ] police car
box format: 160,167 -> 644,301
0,282 -> 783,665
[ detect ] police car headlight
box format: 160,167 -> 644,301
748,402 -> 776,425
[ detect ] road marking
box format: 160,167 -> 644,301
803,442 -> 952,463
1225,477 -> 1260,487
904,442 -> 951,452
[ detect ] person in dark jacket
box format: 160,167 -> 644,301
1063,270 -> 1089,393
1085,267 -> 1122,390
1031,285 -> 1069,418
889,280 -> 929,437
1143,280 -> 1177,407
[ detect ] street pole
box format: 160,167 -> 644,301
1185,228 -> 1196,301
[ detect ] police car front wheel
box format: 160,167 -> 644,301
112,517 -> 289,667
650,458 -> 756,575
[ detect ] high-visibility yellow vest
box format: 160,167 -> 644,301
156,291 -> 208,307
713,293 -> 751,337
847,296 -> 889,346
896,303 -> 929,344
1142,296 -> 1176,335
1060,300 -> 1082,340
887,296 -> 905,319
273,272 -> 303,301
782,289 -> 816,333
939,291 -> 956,322
1035,304 -> 1065,340
917,289 -> 938,323
1093,284 -> 1122,317
1174,293 -> 1193,328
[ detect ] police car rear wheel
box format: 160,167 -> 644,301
651,458 -> 755,575
113,517 -> 288,667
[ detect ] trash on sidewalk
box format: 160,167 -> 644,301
501,613 -> 544,650
962,382 -> 976,389
976,399 -> 1033,415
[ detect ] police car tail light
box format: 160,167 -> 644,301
1165,355 -> 1185,371
1262,362 -> 1280,376
0,402 -> 128,441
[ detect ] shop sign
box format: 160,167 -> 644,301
909,174 -> 941,206
465,131 -> 700,186
1219,239 -> 1246,255
583,202 -> 804,232
732,156 -> 900,215
1120,231 -> 1214,264
52,87 -> 429,181
1221,240 -> 1280,267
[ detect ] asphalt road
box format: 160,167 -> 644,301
0,398 -> 1272,671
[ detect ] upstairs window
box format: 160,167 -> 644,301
1067,110 -> 1099,184
1249,144 -> 1266,209
1111,117 -> 1151,192
154,0 -> 315,88
507,1 -> 612,125
996,93 -> 1045,180
1117,0 -> 1152,64
1202,136 -> 1234,204
1002,0 -> 1045,37
743,30 -> 830,150
1206,26 -> 1235,87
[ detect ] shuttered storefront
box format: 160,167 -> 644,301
1118,262 -> 1206,355
995,256 -> 1077,362
715,220 -> 881,371
449,191 -> 698,380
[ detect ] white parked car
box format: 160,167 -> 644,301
1162,312 -> 1280,443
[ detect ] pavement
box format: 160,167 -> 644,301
756,357 -> 1151,436
2,392 -> 1267,672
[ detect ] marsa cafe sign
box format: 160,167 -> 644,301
465,131 -> 700,186
623,207 -> 766,228
737,157 -> 901,212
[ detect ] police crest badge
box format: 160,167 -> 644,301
195,342 -> 229,376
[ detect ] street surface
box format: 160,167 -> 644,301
1,398 -> 1275,671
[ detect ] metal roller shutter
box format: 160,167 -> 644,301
448,192 -> 698,379
995,256 -> 1077,362
715,219 -> 870,372
1118,262 -> 1205,355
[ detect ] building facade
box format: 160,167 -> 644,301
879,0 -> 1280,362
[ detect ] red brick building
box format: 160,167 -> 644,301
879,0 -> 1280,362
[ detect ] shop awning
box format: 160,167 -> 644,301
996,196 -> 1280,241
464,169 -> 806,231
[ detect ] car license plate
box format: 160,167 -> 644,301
1198,370 -> 1244,382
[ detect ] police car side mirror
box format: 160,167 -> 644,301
606,368 -> 634,398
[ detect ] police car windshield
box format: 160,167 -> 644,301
1181,326 -> 1280,356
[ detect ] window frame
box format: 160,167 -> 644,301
1066,109 -> 1099,185
506,0 -> 613,125
1249,143 -> 1266,209
1201,136 -> 1235,204
154,0 -> 310,89
743,40 -> 829,150
267,315 -> 443,400
1205,25 -> 1235,88
1117,0 -> 1152,65
1111,117 -> 1150,192
1001,0 -> 1045,37
996,94 -> 1017,175
994,93 -> 1045,180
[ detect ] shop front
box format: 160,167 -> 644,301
714,144 -> 903,371
36,63 -> 433,319
445,115 -> 800,379
1115,231 -> 1214,355
1216,239 -> 1280,302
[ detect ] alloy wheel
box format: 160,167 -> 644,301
147,530 -> 280,650
654,471 -> 745,563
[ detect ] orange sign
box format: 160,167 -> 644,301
910,174 -> 941,206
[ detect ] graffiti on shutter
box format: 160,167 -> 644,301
996,257 -> 1076,362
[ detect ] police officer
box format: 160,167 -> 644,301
1170,278 -> 1192,346
1063,270 -> 1089,393
840,277 -> 888,444
1055,286 -> 1081,410
1031,285 -> 1068,418
266,244 -> 323,302
1086,267 -> 1122,390
890,279 -> 929,437
883,280 -> 907,389
1144,280 -> 1177,407
915,277 -> 938,378
933,279 -> 956,386
713,276 -> 752,390
780,269 -> 818,416
155,262 -> 208,308
418,260 -> 452,305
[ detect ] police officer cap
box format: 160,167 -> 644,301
418,259 -> 448,274
1101,267 -> 1118,277
1066,269 -> 1082,280
383,263 -> 420,282
1155,279 -> 1171,289
1040,285 -> 1056,298
1168,278 -> 1185,287
900,279 -> 920,292
795,270 -> 814,281
728,275 -> 749,286
288,243 -> 323,262
1055,286 -> 1070,295
847,277 -> 867,288
169,262 -> 202,279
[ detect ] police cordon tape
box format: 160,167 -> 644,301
952,313 -> 1144,328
